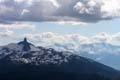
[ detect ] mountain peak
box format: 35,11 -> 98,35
24,37 -> 27,43
18,38 -> 31,51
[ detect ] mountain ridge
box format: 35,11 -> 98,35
0,38 -> 120,80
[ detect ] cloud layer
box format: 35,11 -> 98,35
0,22 -> 36,36
0,0 -> 120,23
22,32 -> 120,52
1,31 -> 120,54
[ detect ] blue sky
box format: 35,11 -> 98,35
33,18 -> 120,36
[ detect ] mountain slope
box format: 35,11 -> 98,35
0,38 -> 119,80
2,38 -> 40,52
47,42 -> 120,69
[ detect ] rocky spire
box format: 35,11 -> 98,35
24,37 -> 27,43
18,38 -> 31,51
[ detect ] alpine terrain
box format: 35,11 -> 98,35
0,38 -> 119,80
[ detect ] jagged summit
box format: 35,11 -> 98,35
18,38 -> 31,44
18,38 -> 32,51
24,37 -> 27,42
2,38 -> 39,52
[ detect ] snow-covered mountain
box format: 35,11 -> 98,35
1,38 -> 40,52
46,42 -> 120,70
0,38 -> 120,80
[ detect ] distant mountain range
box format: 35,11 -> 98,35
0,38 -> 120,80
46,41 -> 120,70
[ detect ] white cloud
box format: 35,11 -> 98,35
21,9 -> 30,15
0,22 -> 36,37
0,29 -> 14,37
57,21 -> 87,25
0,0 -> 120,24
101,0 -> 120,18
50,0 -> 60,8
0,22 -> 36,30
92,32 -> 112,43
73,1 -> 98,15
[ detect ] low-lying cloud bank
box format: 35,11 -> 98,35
0,0 -> 120,24
22,32 -> 120,53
